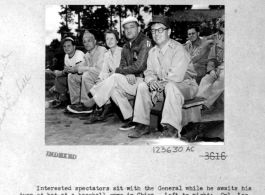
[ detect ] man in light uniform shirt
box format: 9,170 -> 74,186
196,15 -> 225,110
67,30 -> 107,107
129,15 -> 198,138
184,25 -> 211,84
81,30 -> 123,123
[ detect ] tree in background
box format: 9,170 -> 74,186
68,5 -> 84,29
49,39 -> 61,50
51,4 -> 224,46
57,5 -> 74,39
57,22 -> 72,37
58,5 -> 74,28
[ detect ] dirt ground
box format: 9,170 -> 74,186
45,96 -> 224,145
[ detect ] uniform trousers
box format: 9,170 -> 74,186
89,73 -> 143,120
54,75 -> 67,94
133,79 -> 198,131
197,69 -> 224,108
68,70 -> 99,104
54,75 -> 67,101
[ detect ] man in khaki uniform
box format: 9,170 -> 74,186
196,15 -> 225,109
67,30 -> 107,107
129,15 -> 198,138
184,25 -> 211,83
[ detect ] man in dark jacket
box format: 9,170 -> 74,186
67,16 -> 152,130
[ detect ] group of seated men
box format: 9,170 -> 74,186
50,14 -> 225,139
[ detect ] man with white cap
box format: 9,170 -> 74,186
52,37 -> 85,108
129,15 -> 198,138
67,16 -> 152,129
66,30 -> 107,111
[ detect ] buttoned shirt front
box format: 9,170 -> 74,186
98,46 -> 122,80
78,45 -> 107,75
144,39 -> 197,84
184,37 -> 211,70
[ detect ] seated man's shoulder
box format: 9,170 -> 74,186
169,39 -> 185,50
103,50 -> 110,57
200,38 -> 213,47
183,40 -> 191,46
98,45 -> 107,52
149,46 -> 156,54
138,33 -> 152,47
205,33 -> 218,40
75,50 -> 85,55
183,40 -> 191,50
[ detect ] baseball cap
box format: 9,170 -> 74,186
149,15 -> 171,28
122,16 -> 139,27
61,37 -> 75,44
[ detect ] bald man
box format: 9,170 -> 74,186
67,30 -> 107,108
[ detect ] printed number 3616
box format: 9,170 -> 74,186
203,152 -> 227,160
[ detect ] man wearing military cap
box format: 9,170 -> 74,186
66,30 -> 107,111
129,15 -> 198,138
67,16 -> 153,130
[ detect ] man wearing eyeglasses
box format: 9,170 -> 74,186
128,15 -> 198,138
184,25 -> 211,84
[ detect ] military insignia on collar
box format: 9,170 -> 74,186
133,52 -> 138,61
147,41 -> 151,47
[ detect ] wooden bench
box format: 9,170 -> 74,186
150,97 -> 206,128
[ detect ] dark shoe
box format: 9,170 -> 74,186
119,118 -> 136,131
63,102 -> 81,113
180,123 -> 206,142
79,114 -> 92,120
83,114 -> 107,124
63,106 -> 89,118
128,123 -> 150,138
63,111 -> 89,118
158,124 -> 179,138
97,104 -> 114,121
67,103 -> 94,114
51,100 -> 68,109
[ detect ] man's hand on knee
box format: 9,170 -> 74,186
149,80 -> 161,91
126,74 -> 136,85
95,78 -> 102,85
54,70 -> 63,77
216,68 -> 221,76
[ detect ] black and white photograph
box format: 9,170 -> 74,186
1,0 -> 265,194
45,5 -> 225,145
